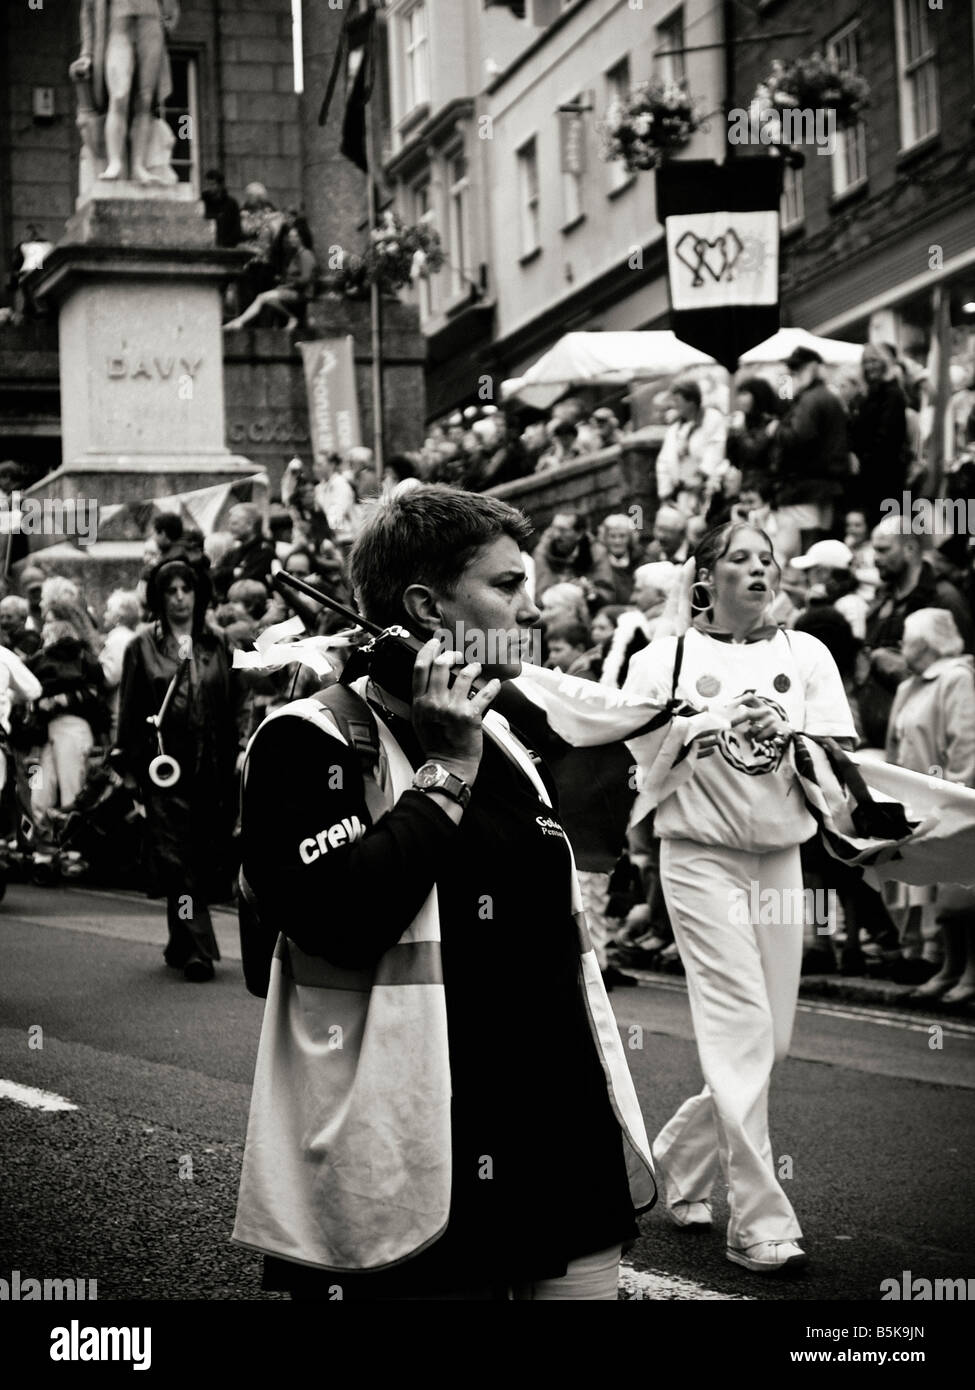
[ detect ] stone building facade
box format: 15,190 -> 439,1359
0,0 -> 425,493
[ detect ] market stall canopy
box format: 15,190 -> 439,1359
501,331 -> 718,409
738,327 -> 863,367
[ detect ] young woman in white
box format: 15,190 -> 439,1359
622,522 -> 857,1274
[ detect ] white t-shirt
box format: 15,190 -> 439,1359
314,474 -> 356,545
622,627 -> 856,852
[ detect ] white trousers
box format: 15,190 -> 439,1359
31,714 -> 93,816
654,838 -> 803,1248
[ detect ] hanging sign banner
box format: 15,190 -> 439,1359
656,158 -> 783,371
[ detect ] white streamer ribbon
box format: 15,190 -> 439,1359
232,617 -> 357,677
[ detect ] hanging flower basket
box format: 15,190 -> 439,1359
322,210 -> 445,299
762,54 -> 870,127
600,80 -> 701,173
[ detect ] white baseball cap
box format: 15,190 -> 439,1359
791,539 -> 854,570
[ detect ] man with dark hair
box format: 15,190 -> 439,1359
769,346 -> 851,559
151,512 -> 184,556
180,525 -> 206,567
349,484 -> 533,631
234,483 -> 656,1300
531,511 -> 614,611
202,168 -> 241,248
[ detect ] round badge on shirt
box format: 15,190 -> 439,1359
773,673 -> 791,693
696,674 -> 721,698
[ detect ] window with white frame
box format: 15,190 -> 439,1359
161,53 -> 200,191
401,1 -> 430,116
605,56 -> 631,192
895,0 -> 939,149
828,22 -> 867,196
780,163 -> 804,230
655,7 -> 686,87
517,137 -> 540,256
412,178 -> 435,316
447,146 -> 471,298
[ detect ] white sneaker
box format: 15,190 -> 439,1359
726,1240 -> 808,1273
667,1199 -> 713,1229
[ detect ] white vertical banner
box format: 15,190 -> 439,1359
299,335 -> 362,464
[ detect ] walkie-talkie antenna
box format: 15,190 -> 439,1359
272,572 -> 385,637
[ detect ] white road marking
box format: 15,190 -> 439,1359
627,972 -> 975,1038
0,1079 -> 78,1112
795,999 -> 975,1038
619,1262 -> 751,1301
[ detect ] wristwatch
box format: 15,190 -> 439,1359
412,761 -> 472,809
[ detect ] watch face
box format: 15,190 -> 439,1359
416,763 -> 444,789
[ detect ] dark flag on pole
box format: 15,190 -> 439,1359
318,6 -> 377,174
655,158 -> 783,371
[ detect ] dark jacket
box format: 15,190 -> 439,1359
212,534 -> 276,602
116,625 -> 248,898
726,412 -> 776,480
849,379 -> 909,519
245,685 -> 638,1298
202,189 -> 242,248
28,638 -> 109,740
771,380 -> 850,505
858,561 -> 974,747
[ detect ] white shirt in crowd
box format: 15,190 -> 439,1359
0,644 -> 42,733
655,407 -> 727,509
623,627 -> 856,853
315,474 -> 357,546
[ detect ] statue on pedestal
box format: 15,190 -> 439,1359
70,0 -> 181,191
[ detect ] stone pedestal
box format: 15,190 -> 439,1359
25,185 -> 262,603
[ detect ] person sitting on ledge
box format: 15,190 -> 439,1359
225,224 -> 315,333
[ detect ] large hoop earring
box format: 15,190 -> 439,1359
690,580 -> 714,614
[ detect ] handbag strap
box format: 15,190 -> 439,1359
670,633 -> 686,702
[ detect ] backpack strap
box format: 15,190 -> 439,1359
310,682 -> 381,785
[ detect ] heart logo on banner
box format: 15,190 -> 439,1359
674,228 -> 745,287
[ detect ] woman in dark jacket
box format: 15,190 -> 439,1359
116,554 -> 249,982
848,344 -> 908,525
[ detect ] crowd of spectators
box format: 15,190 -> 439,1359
0,331 -> 974,997
398,398 -> 631,493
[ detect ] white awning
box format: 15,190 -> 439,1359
501,331 -> 718,409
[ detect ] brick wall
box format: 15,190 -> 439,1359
215,0 -> 303,208
731,2 -> 975,275
2,0 -> 79,258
